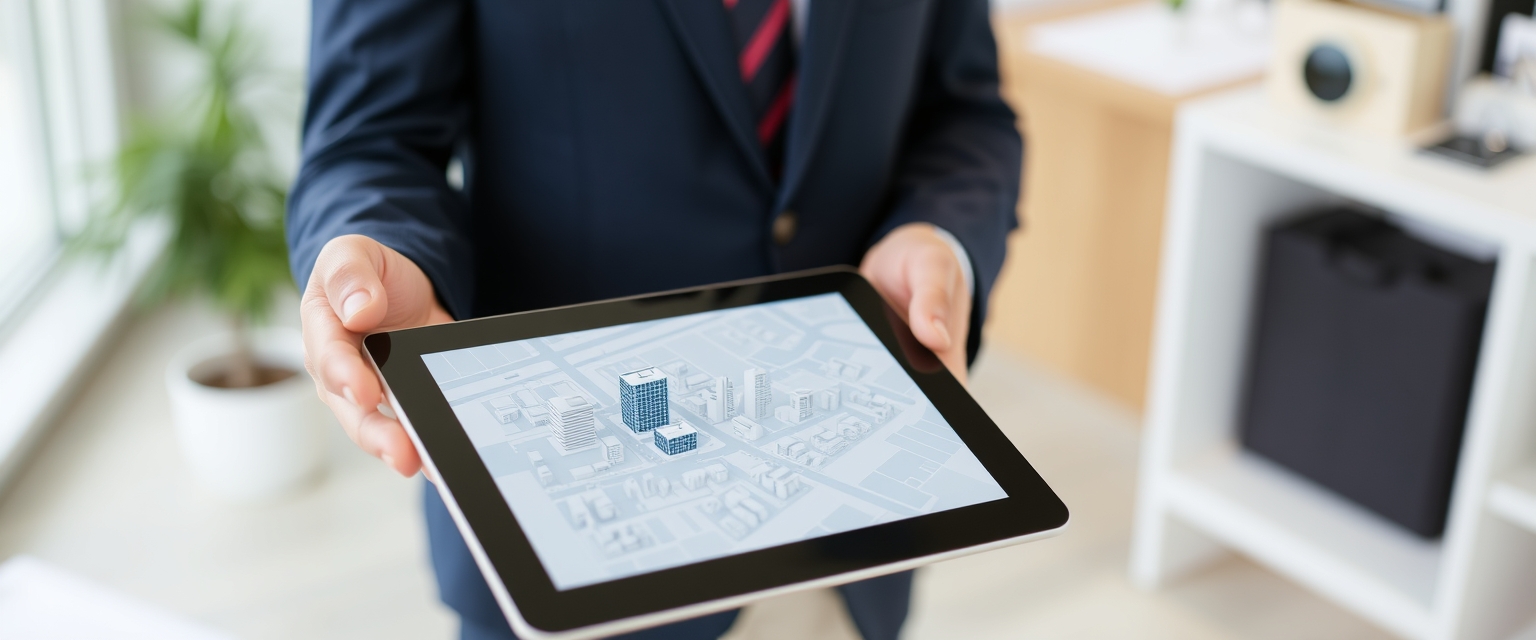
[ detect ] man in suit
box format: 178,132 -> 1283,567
288,0 -> 1021,638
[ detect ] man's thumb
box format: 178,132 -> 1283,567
908,283 -> 953,353
315,235 -> 389,332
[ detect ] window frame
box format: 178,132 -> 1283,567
0,0 -> 163,490
0,0 -> 61,329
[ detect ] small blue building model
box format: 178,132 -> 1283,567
620,368 -> 670,433
654,423 -> 698,456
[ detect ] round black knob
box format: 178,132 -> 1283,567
1303,43 -> 1353,103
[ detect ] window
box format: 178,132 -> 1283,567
0,0 -> 134,488
0,0 -> 58,324
0,0 -> 120,328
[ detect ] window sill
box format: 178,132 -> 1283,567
0,223 -> 164,490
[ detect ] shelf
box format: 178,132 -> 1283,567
1164,448 -> 1439,639
1178,89 -> 1536,232
1138,85 -> 1536,640
1488,466 -> 1536,536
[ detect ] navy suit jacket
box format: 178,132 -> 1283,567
288,0 -> 1022,360
288,1 -> 1020,635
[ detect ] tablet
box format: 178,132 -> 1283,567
365,267 -> 1068,639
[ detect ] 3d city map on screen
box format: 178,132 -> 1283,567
422,293 -> 1007,590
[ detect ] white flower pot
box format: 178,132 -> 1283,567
166,327 -> 329,501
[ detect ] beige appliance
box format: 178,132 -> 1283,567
1269,0 -> 1455,136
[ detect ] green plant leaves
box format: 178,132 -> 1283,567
70,0 -> 293,326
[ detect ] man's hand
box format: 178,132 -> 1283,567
301,235 -> 453,477
859,223 -> 973,384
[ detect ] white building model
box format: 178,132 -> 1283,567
731,415 -> 764,441
546,395 -> 596,453
601,436 -> 623,465
745,367 -> 770,419
709,375 -> 736,422
789,388 -> 813,423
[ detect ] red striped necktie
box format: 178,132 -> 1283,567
724,0 -> 796,179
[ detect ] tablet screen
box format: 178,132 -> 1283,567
420,292 -> 1007,590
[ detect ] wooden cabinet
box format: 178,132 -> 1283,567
986,4 -> 1260,411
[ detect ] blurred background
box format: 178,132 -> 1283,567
0,0 -> 1533,638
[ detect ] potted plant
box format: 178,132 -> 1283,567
72,0 -> 326,500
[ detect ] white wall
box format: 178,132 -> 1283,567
119,0 -> 310,176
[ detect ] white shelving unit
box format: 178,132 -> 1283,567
1130,87 -> 1536,640
1489,466 -> 1536,535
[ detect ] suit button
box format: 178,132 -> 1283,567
772,210 -> 798,246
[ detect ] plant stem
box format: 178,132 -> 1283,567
228,314 -> 258,388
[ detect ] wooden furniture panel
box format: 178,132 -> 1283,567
987,5 -> 1258,411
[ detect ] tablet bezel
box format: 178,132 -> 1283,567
366,267 -> 1068,636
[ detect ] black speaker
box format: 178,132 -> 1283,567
1240,209 -> 1495,538
1303,43 -> 1354,102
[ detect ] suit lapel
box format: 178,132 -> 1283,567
778,0 -> 858,206
655,0 -> 772,187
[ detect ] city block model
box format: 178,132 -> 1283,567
422,293 -> 1007,590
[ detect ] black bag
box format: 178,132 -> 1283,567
1240,208 -> 1495,538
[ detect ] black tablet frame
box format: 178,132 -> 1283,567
366,267 -> 1068,634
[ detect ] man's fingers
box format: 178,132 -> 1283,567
301,293 -> 384,412
319,389 -> 422,477
300,235 -> 396,416
858,223 -> 973,384
859,261 -> 911,322
905,249 -> 959,354
359,409 -> 422,476
318,385 -> 365,444
299,234 -> 453,477
320,332 -> 384,411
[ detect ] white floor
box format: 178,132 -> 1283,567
0,303 -> 1395,639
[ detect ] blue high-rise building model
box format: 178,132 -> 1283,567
654,423 -> 698,455
619,368 -> 669,433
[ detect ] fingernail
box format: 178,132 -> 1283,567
933,317 -> 951,347
381,453 -> 396,471
343,386 -> 358,406
341,291 -> 371,322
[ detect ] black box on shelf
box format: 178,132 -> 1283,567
1240,208 -> 1495,538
